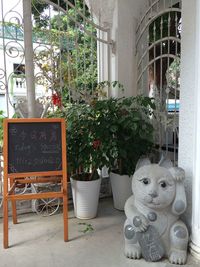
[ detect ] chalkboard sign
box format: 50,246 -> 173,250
3,118 -> 68,248
7,121 -> 62,173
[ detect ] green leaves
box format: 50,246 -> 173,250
78,222 -> 94,233
48,93 -> 155,179
110,125 -> 118,133
110,96 -> 155,175
32,0 -> 98,103
65,101 -> 112,174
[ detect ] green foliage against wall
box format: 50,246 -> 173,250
48,95 -> 155,177
32,0 -> 97,104
32,0 -> 85,27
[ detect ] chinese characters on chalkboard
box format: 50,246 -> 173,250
8,122 -> 62,173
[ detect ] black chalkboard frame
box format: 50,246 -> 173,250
3,118 -> 68,248
5,118 -> 65,177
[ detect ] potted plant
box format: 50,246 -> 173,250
65,99 -> 119,219
47,81 -> 124,219
48,84 -> 155,213
109,95 -> 155,210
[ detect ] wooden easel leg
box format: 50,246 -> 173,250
10,180 -> 17,224
11,200 -> 17,224
3,197 -> 9,249
63,192 -> 68,242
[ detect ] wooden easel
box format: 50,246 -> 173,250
3,118 -> 68,248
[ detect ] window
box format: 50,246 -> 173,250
13,64 -> 25,75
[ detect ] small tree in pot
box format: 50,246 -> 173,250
48,90 -> 155,213
66,98 -> 121,219
48,81 -> 124,218
109,96 -> 155,210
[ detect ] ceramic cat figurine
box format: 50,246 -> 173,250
124,158 -> 188,264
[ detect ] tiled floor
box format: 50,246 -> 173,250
0,198 -> 199,267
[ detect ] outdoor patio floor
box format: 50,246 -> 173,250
0,197 -> 200,267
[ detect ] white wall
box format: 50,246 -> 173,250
110,0 -> 146,97
178,0 -> 196,229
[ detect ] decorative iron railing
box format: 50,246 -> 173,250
136,0 -> 181,165
0,0 -> 112,117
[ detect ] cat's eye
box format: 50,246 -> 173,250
160,181 -> 167,188
141,178 -> 150,185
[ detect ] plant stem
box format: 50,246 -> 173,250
89,168 -> 95,180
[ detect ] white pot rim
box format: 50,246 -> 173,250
70,176 -> 101,183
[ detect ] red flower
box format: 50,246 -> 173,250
52,93 -> 62,107
92,139 -> 101,149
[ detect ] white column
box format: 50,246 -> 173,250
23,0 -> 36,118
110,0 -> 143,97
189,0 -> 200,259
86,0 -> 146,98
85,0 -> 115,97
180,0 -> 200,260
179,0 -> 196,229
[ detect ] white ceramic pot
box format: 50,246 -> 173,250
70,176 -> 101,219
110,172 -> 132,211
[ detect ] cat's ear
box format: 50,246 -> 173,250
135,157 -> 151,171
169,167 -> 187,215
158,154 -> 173,169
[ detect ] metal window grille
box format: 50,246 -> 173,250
136,0 -> 181,165
0,0 -> 112,117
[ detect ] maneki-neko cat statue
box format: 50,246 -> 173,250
124,158 -> 188,265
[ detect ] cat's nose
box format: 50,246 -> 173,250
149,191 -> 158,198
